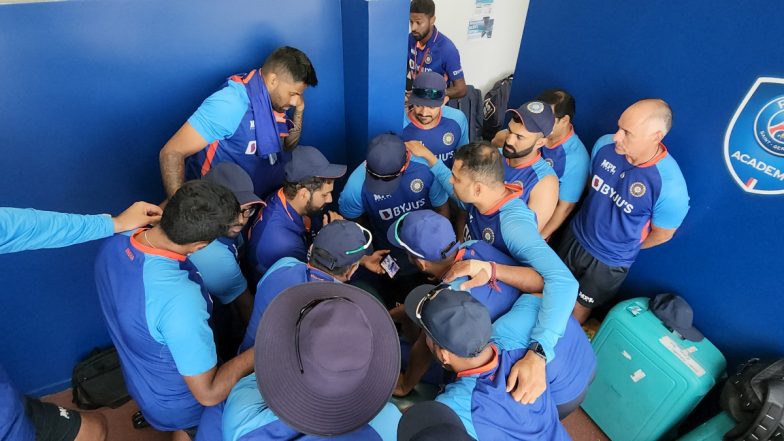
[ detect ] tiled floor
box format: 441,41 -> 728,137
43,388 -> 609,440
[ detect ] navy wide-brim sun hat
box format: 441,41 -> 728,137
255,282 -> 400,436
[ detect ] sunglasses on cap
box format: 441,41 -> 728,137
295,296 -> 355,373
412,87 -> 445,101
414,283 -> 452,350
366,150 -> 411,181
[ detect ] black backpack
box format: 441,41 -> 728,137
71,346 -> 131,410
447,84 -> 484,142
482,74 -> 513,141
720,358 -> 784,441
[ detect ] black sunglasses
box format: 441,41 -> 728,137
412,87 -> 445,101
295,296 -> 354,373
241,205 -> 258,218
366,150 -> 411,181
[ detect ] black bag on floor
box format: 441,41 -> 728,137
720,358 -> 784,441
71,346 -> 130,410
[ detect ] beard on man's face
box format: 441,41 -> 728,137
502,143 -> 534,159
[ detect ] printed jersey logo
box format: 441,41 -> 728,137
527,101 -> 545,114
250,120 -> 255,130
482,227 -> 495,244
437,151 -> 455,163
545,158 -> 554,168
373,194 -> 391,202
125,248 -> 135,261
600,159 -> 617,174
591,175 -> 634,214
410,178 -> 425,193
453,69 -> 462,76
245,140 -> 257,155
378,198 -> 426,220
443,132 -> 455,145
724,77 -> 784,194
425,54 -> 432,64
408,59 -> 415,70
578,291 -> 595,304
630,182 -> 647,197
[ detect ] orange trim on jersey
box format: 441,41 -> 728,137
454,248 -> 467,262
129,229 -> 186,262
457,344 -> 499,378
506,151 -> 542,170
273,111 -> 287,123
637,144 -> 669,168
407,108 -> 442,130
276,188 -> 296,222
200,140 -> 220,176
481,184 -> 523,215
546,126 -> 574,149
306,264 -> 335,281
639,219 -> 652,243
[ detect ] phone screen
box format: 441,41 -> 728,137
380,255 -> 399,279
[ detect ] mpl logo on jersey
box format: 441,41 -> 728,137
724,77 -> 784,194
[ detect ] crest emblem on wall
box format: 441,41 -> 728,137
724,77 -> 784,194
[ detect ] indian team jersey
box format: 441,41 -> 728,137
541,128 -> 591,203
571,134 -> 690,267
221,374 -> 400,441
492,295 -> 596,406
435,345 -> 569,441
185,72 -> 293,199
407,27 -> 464,85
239,258 -> 339,352
338,158 -> 448,271
0,363 -> 34,441
95,230 -> 216,431
246,189 -> 310,285
0,208 -> 114,254
449,240 -> 521,321
402,106 -> 468,169
429,160 -> 578,361
188,236 -> 246,305
503,152 -> 558,205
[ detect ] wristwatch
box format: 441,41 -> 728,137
528,341 -> 547,362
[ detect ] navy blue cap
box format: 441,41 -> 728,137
398,401 -> 474,441
204,162 -> 262,206
284,146 -> 347,183
310,220 -> 373,271
364,133 -> 409,195
651,294 -> 704,342
387,210 -> 458,261
507,100 -> 555,137
410,71 -> 447,107
405,284 -> 492,358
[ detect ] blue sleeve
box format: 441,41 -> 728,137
338,163 -> 368,219
653,158 -> 690,229
187,81 -> 249,143
429,160 -> 468,210
591,134 -> 615,161
367,403 -> 402,441
188,240 -> 247,304
492,295 -> 541,351
254,223 -> 307,276
0,208 -> 114,254
428,175 -> 450,208
442,106 -> 469,146
436,379 -> 478,439
146,262 -> 216,377
559,137 -> 591,203
442,40 -> 465,82
499,201 -> 578,361
223,374 -> 278,441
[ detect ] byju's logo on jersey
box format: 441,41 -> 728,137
725,77 -> 784,194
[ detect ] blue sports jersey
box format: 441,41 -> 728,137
0,208 -> 113,254
435,345 -> 569,440
195,402 -> 225,441
493,295 -> 596,405
220,374 -> 400,441
185,70 -> 293,199
338,158 -> 448,273
450,240 -> 521,321
246,189 -> 311,285
571,134 -> 690,267
503,151 -> 558,205
239,258 -> 339,352
430,160 -> 578,362
402,106 -> 469,169
95,230 -> 217,430
188,236 -> 247,305
540,128 -> 590,203
0,363 -> 34,441
407,27 -> 464,84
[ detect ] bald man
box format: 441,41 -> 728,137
559,99 -> 689,323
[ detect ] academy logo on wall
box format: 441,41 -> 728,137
724,77 -> 784,194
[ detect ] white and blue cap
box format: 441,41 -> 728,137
386,210 -> 458,261
310,220 -> 373,270
507,100 -> 555,136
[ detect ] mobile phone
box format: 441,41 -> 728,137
380,254 -> 399,279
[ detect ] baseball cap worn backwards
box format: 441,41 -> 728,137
310,220 -> 373,270
364,133 -> 410,196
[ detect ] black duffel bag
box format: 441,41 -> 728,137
71,346 -> 130,410
720,358 -> 784,441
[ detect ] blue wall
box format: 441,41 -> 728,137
511,1 -> 784,366
0,0 -> 350,395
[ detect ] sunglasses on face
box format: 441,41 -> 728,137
366,150 -> 411,181
241,205 -> 258,218
412,87 -> 445,101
